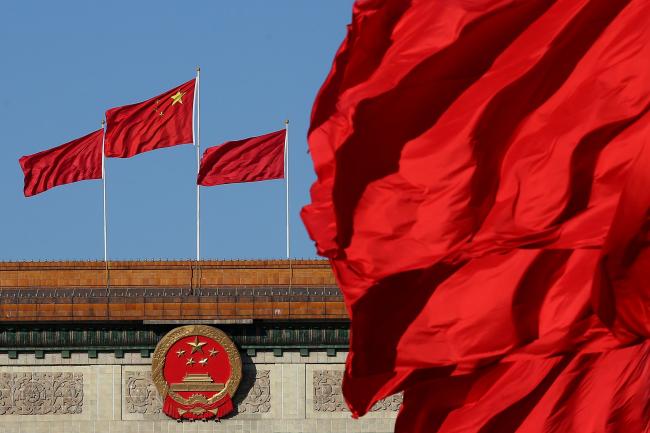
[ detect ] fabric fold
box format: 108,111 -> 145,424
302,0 -> 650,429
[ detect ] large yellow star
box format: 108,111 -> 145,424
170,91 -> 185,106
187,336 -> 206,354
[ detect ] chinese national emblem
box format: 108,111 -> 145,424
152,325 -> 242,420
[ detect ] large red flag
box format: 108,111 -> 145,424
104,79 -> 195,158
302,0 -> 650,431
19,129 -> 103,197
197,129 -> 285,186
396,340 -> 650,433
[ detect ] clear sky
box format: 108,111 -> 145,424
0,0 -> 353,261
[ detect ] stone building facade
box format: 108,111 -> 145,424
0,261 -> 399,433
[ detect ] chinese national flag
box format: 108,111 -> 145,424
104,79 -> 195,158
301,0 -> 650,432
197,129 -> 285,186
19,129 -> 103,197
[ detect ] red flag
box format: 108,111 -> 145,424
197,129 -> 285,186
397,341 -> 650,433
19,129 -> 103,197
592,135 -> 650,344
301,0 -> 650,430
104,79 -> 195,158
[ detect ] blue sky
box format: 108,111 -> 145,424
0,1 -> 353,261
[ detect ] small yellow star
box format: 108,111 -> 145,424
198,358 -> 208,366
186,357 -> 195,366
208,348 -> 218,357
170,91 -> 185,105
159,111 -> 164,117
176,349 -> 185,357
187,336 -> 206,354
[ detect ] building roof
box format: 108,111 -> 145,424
0,260 -> 346,322
0,259 -> 335,288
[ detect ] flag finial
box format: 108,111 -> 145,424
284,119 -> 289,125
196,66 -> 201,72
101,119 -> 105,127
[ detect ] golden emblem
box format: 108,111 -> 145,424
151,325 -> 242,419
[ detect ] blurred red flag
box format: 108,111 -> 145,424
197,129 -> 285,186
19,129 -> 103,197
302,0 -> 650,431
104,79 -> 195,158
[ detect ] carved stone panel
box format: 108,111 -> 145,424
313,370 -> 401,412
0,372 -> 83,415
370,393 -> 403,412
234,369 -> 271,414
313,370 -> 346,412
124,371 -> 162,415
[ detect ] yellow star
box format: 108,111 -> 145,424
170,91 -> 185,106
186,357 -> 195,366
208,348 -> 218,357
176,349 -> 185,357
187,336 -> 206,354
198,358 -> 208,366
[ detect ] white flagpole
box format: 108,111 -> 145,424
101,119 -> 110,289
284,119 -> 290,259
101,120 -> 108,263
195,67 -> 201,262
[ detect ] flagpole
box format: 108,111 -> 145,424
195,67 -> 201,263
284,119 -> 290,259
101,120 -> 109,288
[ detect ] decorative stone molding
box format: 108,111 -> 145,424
313,370 -> 402,412
234,369 -> 271,414
370,393 -> 403,412
0,372 -> 83,415
124,371 -> 162,415
313,370 -> 346,412
123,369 -> 271,415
